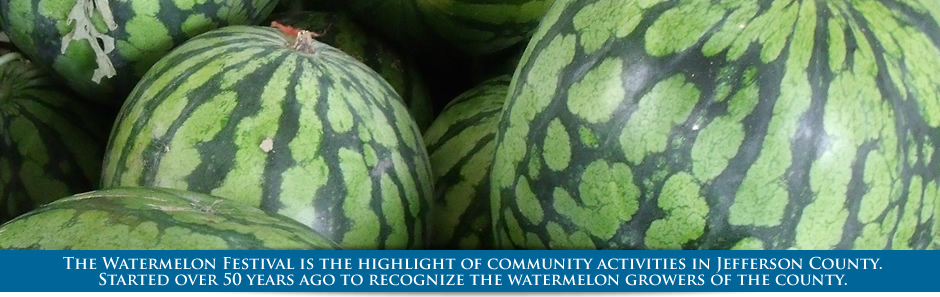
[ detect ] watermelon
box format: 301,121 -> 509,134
424,75 -> 509,249
491,0 -> 940,250
0,52 -> 109,224
0,187 -> 340,250
0,0 -> 279,104
271,11 -> 434,131
101,25 -> 432,250
345,0 -> 554,56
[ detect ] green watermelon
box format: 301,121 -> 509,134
0,0 -> 279,104
424,75 -> 509,249
0,52 -> 109,224
491,0 -> 940,250
0,187 -> 340,250
102,25 -> 432,250
345,0 -> 554,56
271,11 -> 434,131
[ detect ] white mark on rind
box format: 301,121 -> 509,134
260,138 -> 274,153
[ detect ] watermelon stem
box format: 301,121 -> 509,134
271,21 -> 320,54
271,21 -> 300,37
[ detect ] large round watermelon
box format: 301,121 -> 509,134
424,75 -> 509,249
491,0 -> 940,250
0,0 -> 279,104
102,25 -> 432,250
271,11 -> 434,131
0,187 -> 340,250
0,52 -> 109,224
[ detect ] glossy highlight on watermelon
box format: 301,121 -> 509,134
491,0 -> 940,250
102,25 -> 432,250
0,187 -> 340,250
424,75 -> 509,249
0,52 -> 109,224
0,0 -> 279,103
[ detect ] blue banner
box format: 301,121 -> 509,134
0,250 -> 936,292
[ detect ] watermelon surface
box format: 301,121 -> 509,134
491,0 -> 940,250
271,11 -> 434,131
0,0 -> 279,104
102,25 -> 432,250
0,52 -> 109,224
424,75 -> 509,249
0,187 -> 340,250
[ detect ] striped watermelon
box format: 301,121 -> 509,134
0,187 -> 340,250
102,25 -> 432,250
424,75 -> 509,249
491,0 -> 940,250
271,11 -> 434,131
345,0 -> 554,56
0,52 -> 109,224
0,0 -> 278,104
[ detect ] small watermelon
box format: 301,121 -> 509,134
271,11 -> 434,131
424,75 -> 509,249
102,25 -> 433,250
491,0 -> 940,250
0,52 -> 109,224
0,0 -> 279,104
0,187 -> 340,250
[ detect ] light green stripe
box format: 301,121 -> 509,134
153,91 -> 239,191
210,54 -> 295,204
645,1 -> 725,57
429,120 -> 495,180
380,173 -> 407,248
644,172 -> 707,250
339,148 -> 378,248
731,1 -> 817,228
278,60 -> 327,227
619,74 -> 699,165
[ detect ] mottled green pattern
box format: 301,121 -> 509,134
0,53 -> 108,224
423,76 -> 509,249
492,0 -> 940,250
101,26 -> 432,250
271,11 -> 433,131
346,0 -> 553,56
0,0 -> 278,103
0,187 -> 340,250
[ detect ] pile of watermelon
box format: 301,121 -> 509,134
0,0 -> 938,250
